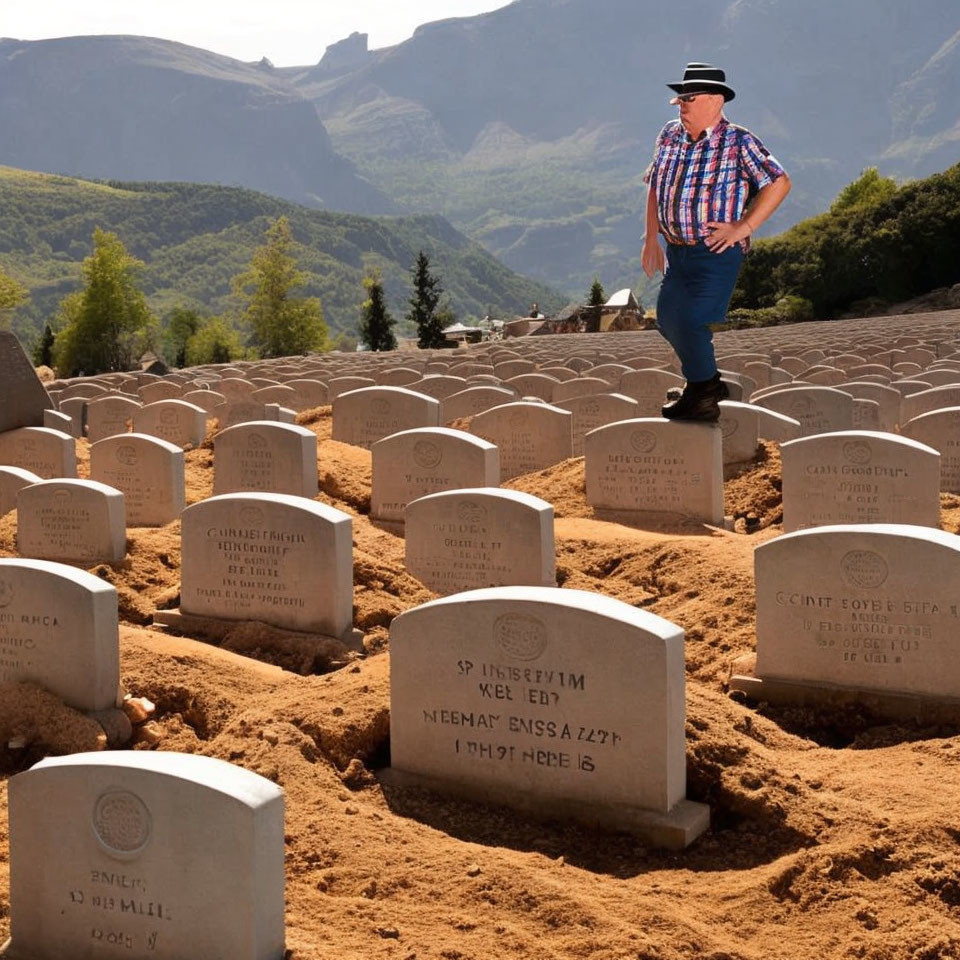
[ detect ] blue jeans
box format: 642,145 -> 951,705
656,240 -> 744,382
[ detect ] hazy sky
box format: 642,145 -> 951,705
4,0 -> 513,66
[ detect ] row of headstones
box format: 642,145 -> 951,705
5,512 -> 960,960
2,414 -> 954,569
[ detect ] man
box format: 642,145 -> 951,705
642,62 -> 791,421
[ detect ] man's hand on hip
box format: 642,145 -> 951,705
705,220 -> 752,253
642,238 -> 665,277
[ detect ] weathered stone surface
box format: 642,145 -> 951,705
902,406 -> 960,493
371,428 -> 499,525
752,525 -> 960,700
332,386 -> 440,449
213,422 -> 318,498
718,401 -> 760,467
178,493 -> 352,638
85,395 -> 142,444
388,586 -> 707,848
0,331 -> 54,434
470,402 -> 572,481
0,467 -> 41,517
754,386 -> 854,436
585,419 -> 723,525
441,386 -> 517,423
555,393 -> 640,458
3,751 -> 284,960
405,489 -> 555,592
89,434 -> 185,527
0,557 -> 120,711
0,427 -> 76,479
133,400 -> 206,449
781,431 -> 940,532
617,370 -> 686,416
17,479 -> 126,564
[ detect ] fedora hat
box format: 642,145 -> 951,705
667,62 -> 735,102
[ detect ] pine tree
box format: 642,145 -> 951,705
53,228 -> 155,376
233,216 -> 327,358
34,324 -> 54,367
407,251 -> 444,349
588,276 -> 606,307
359,273 -> 397,352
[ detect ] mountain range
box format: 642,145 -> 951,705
2,0 -> 958,298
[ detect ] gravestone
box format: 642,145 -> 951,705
851,398 -> 881,431
17,479 -> 126,564
470,402 -> 573,481
133,400 -> 206,449
137,381 -> 182,404
328,375 -> 376,400
56,397 -> 87,438
755,386 -> 854,436
584,419 -> 723,525
0,331 -> 54,434
85,395 -> 141,444
901,386 -> 960,424
755,407 -> 802,443
551,377 -> 615,403
617,370 -> 686,416
0,427 -> 76,479
405,489 -> 555,593
213,422 -> 318,498
441,386 -> 516,423
0,557 -> 119,710
170,493 -> 352,639
503,373 -> 559,402
781,431 -> 940,532
387,586 -> 708,848
377,367 -> 422,387
2,751 -> 284,960
555,393 -> 640,457
718,401 -> 760,471
89,434 -> 185,527
840,382 -> 901,432
730,526 -> 960,716
282,379 -> 328,411
0,467 -> 41,517
902,407 -> 960,493
332,386 -> 440,449
408,376 -> 469,401
371,428 -> 499,526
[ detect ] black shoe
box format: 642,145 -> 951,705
661,374 -> 727,422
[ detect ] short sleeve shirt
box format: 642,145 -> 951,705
644,117 -> 786,247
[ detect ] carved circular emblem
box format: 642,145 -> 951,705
581,400 -> 601,416
373,399 -> 391,415
842,440 -> 872,465
721,416 -> 739,439
248,432 -> 267,450
840,550 -> 889,589
52,487 -> 72,504
115,445 -> 138,466
789,395 -> 815,416
508,408 -> 526,426
413,440 -> 442,469
0,580 -> 12,609
494,614 -> 548,661
457,500 -> 487,524
239,505 -> 265,527
159,408 -> 178,426
630,429 -> 657,454
93,791 -> 151,858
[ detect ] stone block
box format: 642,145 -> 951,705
133,400 -> 206,449
470,402 -> 572,481
177,493 -> 352,638
0,557 -> 119,711
405,489 -> 555,593
0,331 -> 54,434
754,386 -> 854,436
585,419 -> 723,525
333,386 -> 440,449
17,479 -> 126,564
0,427 -> 76,479
213,422 -> 318,498
89,434 -> 185,527
555,393 -> 640,457
85,396 -> 142,444
371,428 -> 499,525
0,467 -> 42,517
387,586 -> 707,848
2,751 -> 284,960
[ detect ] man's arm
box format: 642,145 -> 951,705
705,173 -> 792,253
642,184 -> 665,277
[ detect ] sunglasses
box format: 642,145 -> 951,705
675,94 -> 700,103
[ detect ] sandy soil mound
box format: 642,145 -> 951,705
2,406 -> 960,958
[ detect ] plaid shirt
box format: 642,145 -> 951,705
644,117 -> 786,248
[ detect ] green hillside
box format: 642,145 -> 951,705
732,163 -> 960,322
0,166 -> 564,350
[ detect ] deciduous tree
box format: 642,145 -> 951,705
53,228 -> 155,376
233,217 -> 327,357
